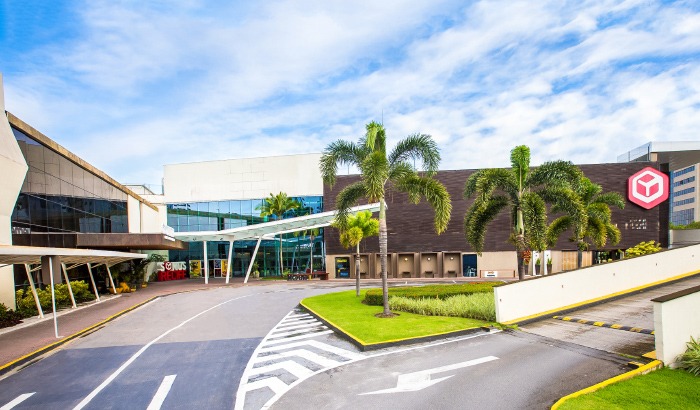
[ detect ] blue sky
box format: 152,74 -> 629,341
2,0 -> 700,185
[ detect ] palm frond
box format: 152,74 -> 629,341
360,151 -> 389,202
546,216 -> 573,246
388,162 -> 416,183
464,195 -> 509,254
364,121 -> 386,153
388,134 -> 440,175
593,192 -> 626,209
522,192 -> 547,251
396,175 -> 452,234
510,145 -> 531,184
320,140 -> 364,187
333,182 -> 368,230
529,160 -> 581,188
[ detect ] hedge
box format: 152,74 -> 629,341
363,282 -> 503,306
15,280 -> 96,316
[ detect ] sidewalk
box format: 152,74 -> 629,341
0,277 -> 245,373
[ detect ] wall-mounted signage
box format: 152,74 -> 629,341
628,167 -> 669,209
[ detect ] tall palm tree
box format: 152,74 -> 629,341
547,176 -> 625,269
321,121 -> 452,316
258,192 -> 300,275
294,226 -> 321,272
333,210 -> 379,296
464,145 -> 583,279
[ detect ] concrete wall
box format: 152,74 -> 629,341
477,251 -> 517,278
163,153 -> 323,203
494,243 -> 700,323
653,286 -> 700,366
0,74 -> 29,307
670,229 -> 700,247
140,203 -> 162,233
127,195 -> 142,233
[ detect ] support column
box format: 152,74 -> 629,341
244,237 -> 263,284
61,263 -> 77,308
41,255 -> 61,338
24,264 -> 44,318
203,241 -> 209,285
226,240 -> 234,284
86,263 -> 101,302
105,264 -> 117,294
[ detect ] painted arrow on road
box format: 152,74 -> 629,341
359,356 -> 499,395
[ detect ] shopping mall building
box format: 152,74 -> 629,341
2,74 -> 700,309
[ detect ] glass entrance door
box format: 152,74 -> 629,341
335,257 -> 350,278
462,254 -> 477,277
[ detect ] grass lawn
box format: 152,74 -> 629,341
559,368 -> 700,409
301,289 -> 487,345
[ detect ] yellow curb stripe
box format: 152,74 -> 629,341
610,324 -> 621,329
550,360 -> 663,409
503,269 -> 700,325
593,322 -> 605,326
0,296 -> 159,374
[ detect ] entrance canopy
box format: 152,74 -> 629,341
173,203 -> 380,243
0,244 -> 146,266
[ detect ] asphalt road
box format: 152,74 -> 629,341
273,331 -> 630,410
0,283 -> 352,409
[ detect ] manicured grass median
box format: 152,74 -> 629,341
301,289 -> 487,345
559,368 -> 700,409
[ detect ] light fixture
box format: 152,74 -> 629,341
404,257 -> 408,261
450,257 -> 454,260
427,257 -> 431,261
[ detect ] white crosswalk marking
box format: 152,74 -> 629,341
235,310 -> 365,410
0,393 -> 36,410
147,375 -> 176,410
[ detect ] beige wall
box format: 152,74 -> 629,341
477,251 -> 517,278
163,153 -> 323,203
140,203 -> 163,233
654,288 -> 700,366
127,195 -> 142,233
670,229 -> 700,248
495,243 -> 700,323
0,74 -> 29,307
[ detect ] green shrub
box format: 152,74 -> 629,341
389,293 -> 496,321
670,221 -> 700,230
0,303 -> 24,328
363,282 -> 502,306
678,336 -> 700,376
625,240 -> 662,258
15,280 -> 96,315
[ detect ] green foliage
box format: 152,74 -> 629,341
334,210 -> 379,249
0,303 -> 25,328
257,192 -> 301,219
671,221 -> 700,230
363,283 -> 502,306
389,293 -> 496,321
132,253 -> 166,284
15,280 -> 96,315
678,336 -> 700,376
625,240 -> 662,257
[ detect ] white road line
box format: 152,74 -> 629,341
248,360 -> 314,379
73,293 -> 254,410
0,393 -> 35,410
253,349 -> 342,368
241,377 -> 289,395
272,321 -> 324,332
146,375 -> 177,410
286,313 -> 311,319
267,326 -> 327,339
258,340 -> 364,360
277,317 -> 317,326
261,330 -> 333,346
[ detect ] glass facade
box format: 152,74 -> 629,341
167,196 -> 324,277
10,127 -> 128,237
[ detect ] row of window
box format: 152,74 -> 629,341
673,197 -> 696,207
673,176 -> 695,187
671,186 -> 695,199
672,165 -> 695,178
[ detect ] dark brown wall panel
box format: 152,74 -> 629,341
324,162 -> 666,255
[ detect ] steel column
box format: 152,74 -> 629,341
86,263 -> 101,302
24,264 -> 44,318
61,263 -> 77,308
105,264 -> 117,294
226,240 -> 234,284
203,241 -> 209,285
244,237 -> 262,284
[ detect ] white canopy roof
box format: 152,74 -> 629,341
0,245 -> 146,266
174,203 -> 380,242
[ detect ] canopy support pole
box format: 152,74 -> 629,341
61,263 -> 77,308
87,263 -> 101,302
105,264 -> 117,294
47,256 -> 59,338
24,264 -> 44,318
226,240 -> 233,284
203,241 -> 209,285
244,237 -> 262,284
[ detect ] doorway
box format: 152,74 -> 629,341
335,257 -> 350,278
462,254 -> 477,277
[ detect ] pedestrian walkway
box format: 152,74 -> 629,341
0,277 -> 245,372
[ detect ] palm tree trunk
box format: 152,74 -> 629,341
516,234 -> 526,280
577,249 -> 583,269
355,243 -> 361,297
379,199 -> 390,315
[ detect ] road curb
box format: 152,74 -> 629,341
550,359 -> 664,409
299,300 -> 488,352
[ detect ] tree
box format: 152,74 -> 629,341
321,121 -> 452,316
464,145 -> 583,279
333,210 -> 379,296
257,192 -> 300,275
547,176 -> 625,268
294,226 -> 321,272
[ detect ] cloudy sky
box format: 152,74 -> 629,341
2,0 -> 699,186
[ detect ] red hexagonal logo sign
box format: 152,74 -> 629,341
628,167 -> 669,209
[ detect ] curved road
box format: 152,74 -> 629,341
0,282 -> 630,409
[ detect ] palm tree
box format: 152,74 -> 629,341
321,121 -> 452,316
258,192 -> 300,275
333,210 -> 379,296
547,176 -> 625,269
464,145 -> 583,279
294,227 -> 321,272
